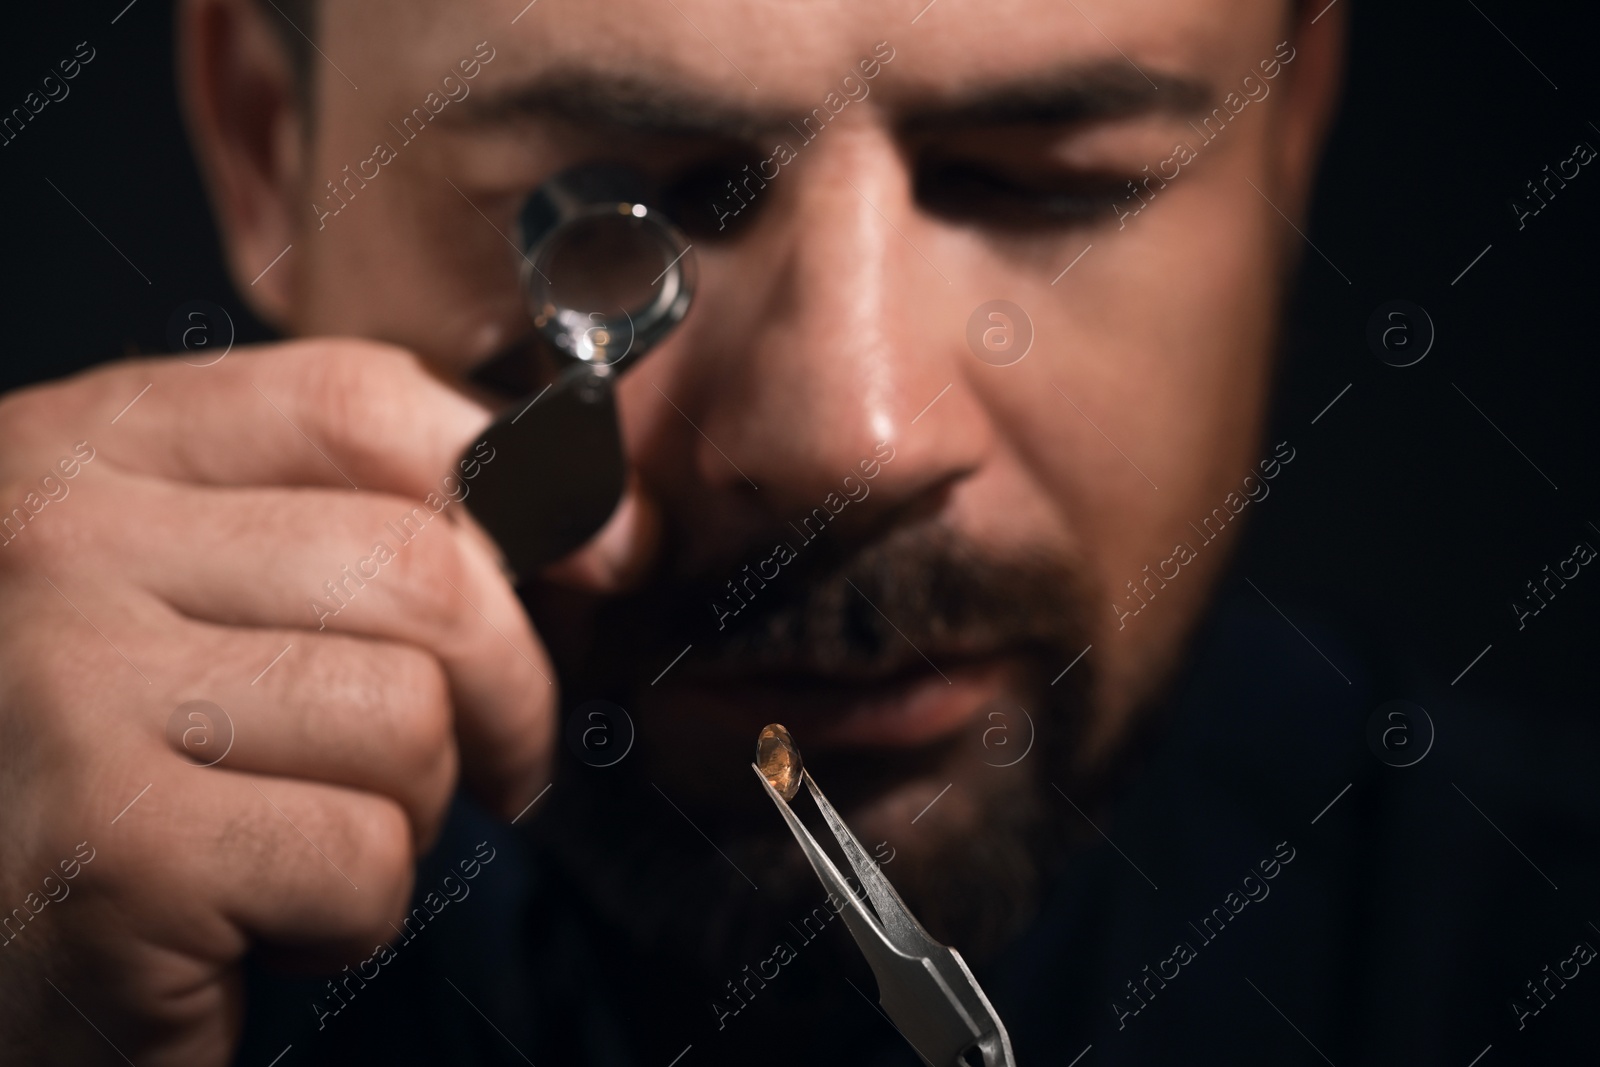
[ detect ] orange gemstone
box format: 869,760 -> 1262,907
757,723 -> 802,800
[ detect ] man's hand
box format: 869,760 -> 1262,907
0,340 -> 554,1065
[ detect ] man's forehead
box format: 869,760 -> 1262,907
324,0 -> 1279,118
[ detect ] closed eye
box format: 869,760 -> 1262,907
913,158 -> 1133,231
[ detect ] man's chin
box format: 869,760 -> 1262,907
525,667 -> 1082,989
522,521 -> 1099,981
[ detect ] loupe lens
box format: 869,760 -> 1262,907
542,212 -> 666,311
525,203 -> 694,367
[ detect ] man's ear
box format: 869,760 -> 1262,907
177,0 -> 305,327
1273,1 -> 1348,216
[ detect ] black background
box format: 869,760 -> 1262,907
0,2 -> 1594,712
3,4 -> 1599,1065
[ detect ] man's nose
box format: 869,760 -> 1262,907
663,129 -> 992,536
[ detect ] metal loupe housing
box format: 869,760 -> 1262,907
464,164 -> 696,579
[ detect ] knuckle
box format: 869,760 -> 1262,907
0,393 -> 32,461
509,686 -> 557,774
355,798 -> 417,925
0,359 -> 138,461
389,519 -> 472,635
280,339 -> 424,441
501,656 -> 555,749
0,482 -> 97,573
383,648 -> 457,790
0,482 -> 47,568
1,624 -> 86,730
0,384 -> 62,464
413,748 -> 459,851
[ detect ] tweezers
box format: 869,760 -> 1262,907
753,764 -> 1017,1067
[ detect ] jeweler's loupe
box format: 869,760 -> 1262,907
462,163 -> 697,579
520,165 -> 695,369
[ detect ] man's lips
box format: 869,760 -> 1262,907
648,654 -> 1022,750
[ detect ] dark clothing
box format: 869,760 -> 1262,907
238,591 -> 1600,1065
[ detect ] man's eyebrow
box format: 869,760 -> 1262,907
460,70 -> 790,142
896,63 -> 1213,133
460,62 -> 1213,141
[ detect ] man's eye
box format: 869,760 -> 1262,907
914,159 -> 1131,230
659,155 -> 769,240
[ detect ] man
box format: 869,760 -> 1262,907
1,0 -> 1588,1064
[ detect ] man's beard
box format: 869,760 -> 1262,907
523,520 -> 1102,993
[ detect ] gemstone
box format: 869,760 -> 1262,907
756,723 -> 802,801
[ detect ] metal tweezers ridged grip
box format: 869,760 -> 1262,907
753,765 -> 1017,1066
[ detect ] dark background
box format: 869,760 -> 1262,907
1,1 -> 1594,712
3,4 -> 1598,1065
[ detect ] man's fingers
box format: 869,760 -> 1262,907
0,339 -> 558,816
152,622 -> 459,848
0,340 -> 491,500
107,770 -> 417,957
97,477 -> 555,816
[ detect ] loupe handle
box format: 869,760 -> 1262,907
460,162 -> 695,580
463,362 -> 626,580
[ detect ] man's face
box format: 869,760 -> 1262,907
231,0 -> 1331,967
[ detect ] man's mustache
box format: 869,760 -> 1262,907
523,520 -> 1102,984
565,521 -> 1093,689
